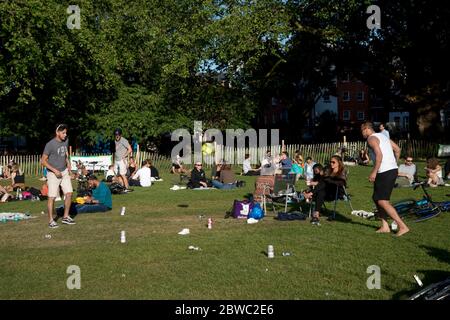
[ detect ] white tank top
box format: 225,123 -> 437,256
369,133 -> 398,173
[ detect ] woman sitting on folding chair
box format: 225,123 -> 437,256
304,155 -> 347,225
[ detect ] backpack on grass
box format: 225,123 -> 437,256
109,183 -> 126,194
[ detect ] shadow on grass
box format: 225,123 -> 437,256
420,245 -> 450,265
391,269 -> 450,300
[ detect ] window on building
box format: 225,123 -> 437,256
342,72 -> 350,82
403,116 -> 409,130
357,91 -> 364,101
357,111 -> 365,121
343,110 -> 351,121
323,92 -> 330,102
271,97 -> 278,107
343,91 -> 350,101
283,110 -> 289,122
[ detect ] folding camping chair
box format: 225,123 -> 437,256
262,174 -> 300,214
308,180 -> 354,220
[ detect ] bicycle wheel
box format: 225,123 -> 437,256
393,199 -> 417,218
409,277 -> 450,300
413,206 -> 441,222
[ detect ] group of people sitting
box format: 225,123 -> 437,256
395,156 -> 449,188
105,158 -> 161,188
0,160 -> 26,202
186,160 -> 244,190
242,150 -> 309,180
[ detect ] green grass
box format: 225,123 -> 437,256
1,163 -> 449,300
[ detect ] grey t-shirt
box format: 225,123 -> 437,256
115,137 -> 130,161
398,163 -> 416,183
43,138 -> 69,172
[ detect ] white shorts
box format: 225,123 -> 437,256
47,169 -> 73,198
115,159 -> 128,175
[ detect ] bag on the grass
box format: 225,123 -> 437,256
21,191 -> 32,200
29,187 -> 41,197
248,202 -> 264,220
232,200 -> 254,219
56,203 -> 78,218
109,182 -> 126,194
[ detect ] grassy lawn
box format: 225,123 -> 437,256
1,163 -> 449,300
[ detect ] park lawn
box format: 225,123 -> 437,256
0,163 -> 449,300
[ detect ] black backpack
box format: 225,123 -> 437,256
109,182 -> 126,194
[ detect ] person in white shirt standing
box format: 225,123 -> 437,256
361,121 -> 409,237
129,160 -> 152,187
379,123 -> 390,139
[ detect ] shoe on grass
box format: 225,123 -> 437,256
48,220 -> 59,229
62,217 -> 76,225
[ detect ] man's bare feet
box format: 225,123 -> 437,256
376,227 -> 391,233
395,227 -> 410,237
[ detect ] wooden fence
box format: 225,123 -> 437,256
0,140 -> 441,177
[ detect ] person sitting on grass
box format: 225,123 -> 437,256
0,185 -> 12,202
395,156 -> 417,187
243,153 -> 260,176
304,157 -> 316,186
148,161 -> 162,181
10,163 -> 25,190
425,157 -> 444,187
56,175 -> 112,216
188,162 -> 209,188
127,156 -> 138,179
105,165 -> 117,183
279,151 -> 293,175
303,163 -> 325,224
211,159 -> 223,181
129,160 -> 152,187
171,155 -> 188,174
212,163 -> 237,189
358,149 -> 370,166
290,153 -> 304,181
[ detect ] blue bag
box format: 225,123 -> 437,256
248,202 -> 265,220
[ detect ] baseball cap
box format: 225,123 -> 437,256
114,128 -> 122,136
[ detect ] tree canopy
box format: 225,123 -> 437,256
1,0 -> 449,151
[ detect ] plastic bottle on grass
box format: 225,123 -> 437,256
267,245 -> 274,259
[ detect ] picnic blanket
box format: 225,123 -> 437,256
0,212 -> 34,221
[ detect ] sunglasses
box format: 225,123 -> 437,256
195,164 -> 202,166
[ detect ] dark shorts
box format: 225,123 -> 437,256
373,169 -> 398,202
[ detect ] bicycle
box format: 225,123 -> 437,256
409,277 -> 450,300
373,182 -> 442,222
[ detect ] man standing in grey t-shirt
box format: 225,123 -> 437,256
113,128 -> 132,190
41,124 -> 75,228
